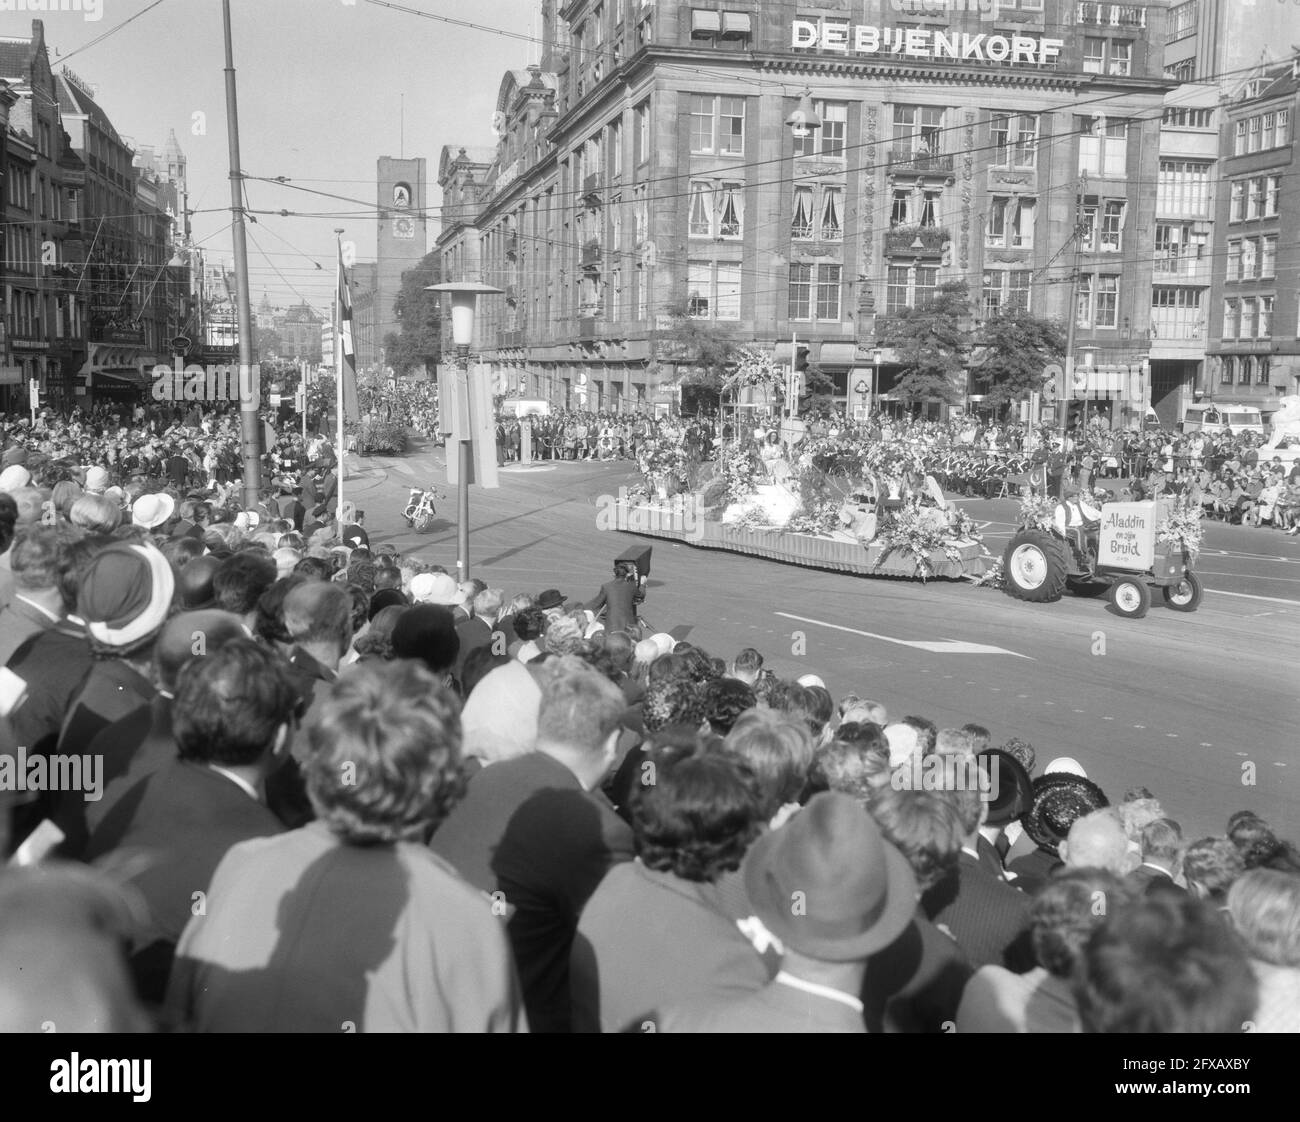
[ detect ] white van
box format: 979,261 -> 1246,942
1181,403 -> 1265,437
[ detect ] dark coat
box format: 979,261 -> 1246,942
430,751 -> 634,1034
923,851 -> 1035,973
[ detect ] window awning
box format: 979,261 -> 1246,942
722,12 -> 752,35
691,10 -> 721,34
818,342 -> 858,366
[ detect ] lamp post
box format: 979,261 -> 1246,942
872,346 -> 883,419
427,281 -> 503,582
854,378 -> 869,422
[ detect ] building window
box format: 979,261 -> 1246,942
1222,299 -> 1239,340
1100,200 -> 1125,251
890,185 -> 943,228
1239,356 -> 1254,385
820,186 -> 842,241
991,113 -> 1038,167
1265,175 -> 1280,217
1078,118 -> 1127,177
1262,236 -> 1277,279
789,263 -> 812,319
982,269 -> 1032,317
893,105 -> 945,157
687,260 -> 739,320
1247,178 -> 1263,221
792,186 -> 815,240
1157,159 -> 1210,216
1170,0 -> 1198,39
1165,58 -> 1195,82
1077,273 -> 1119,328
886,262 -> 939,314
816,264 -> 842,320
1240,297 -> 1256,339
1229,180 -> 1244,223
1108,41 -> 1132,75
792,100 -> 848,158
610,119 -> 622,178
1259,296 -> 1273,339
1161,106 -> 1212,129
1219,355 -> 1235,384
1083,38 -> 1105,73
689,94 -> 745,155
987,196 -> 1035,248
689,181 -> 712,237
1241,238 -> 1258,280
634,100 -> 650,165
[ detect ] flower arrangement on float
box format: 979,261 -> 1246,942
1156,495 -> 1204,562
871,499 -> 969,582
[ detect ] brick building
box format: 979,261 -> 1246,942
436,0 -> 1173,423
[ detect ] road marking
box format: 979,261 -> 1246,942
1203,588 -> 1300,606
773,613 -> 1034,658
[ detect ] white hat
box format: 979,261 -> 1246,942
649,632 -> 676,657
1044,756 -> 1087,778
796,674 -> 826,689
884,723 -> 921,768
84,466 -> 110,492
410,572 -> 460,605
0,465 -> 31,493
634,638 -> 659,664
131,492 -> 176,530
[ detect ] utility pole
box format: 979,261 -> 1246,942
1059,174 -> 1088,451
222,0 -> 261,510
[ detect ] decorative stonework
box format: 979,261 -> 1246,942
961,112 -> 975,271
862,105 -> 877,317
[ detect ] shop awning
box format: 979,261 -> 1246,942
818,343 -> 858,366
722,12 -> 752,35
691,10 -> 720,34
94,369 -> 149,384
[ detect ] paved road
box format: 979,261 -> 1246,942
337,443 -> 1298,840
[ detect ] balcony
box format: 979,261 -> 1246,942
887,148 -> 954,175
884,225 -> 950,257
581,239 -> 602,269
1076,2 -> 1146,29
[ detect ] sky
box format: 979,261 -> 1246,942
0,0 -> 535,313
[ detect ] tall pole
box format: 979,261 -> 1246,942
222,0 -> 260,511
457,341 -> 471,581
335,229 -> 346,528
1060,178 -> 1086,456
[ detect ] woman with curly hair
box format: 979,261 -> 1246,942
571,744 -> 770,1032
166,661 -> 524,1033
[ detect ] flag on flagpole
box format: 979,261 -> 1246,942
337,246 -> 360,423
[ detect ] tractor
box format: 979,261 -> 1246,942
1002,498 -> 1202,619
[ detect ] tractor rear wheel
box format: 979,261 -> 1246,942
1109,577 -> 1151,619
1003,530 -> 1070,603
1162,572 -> 1203,612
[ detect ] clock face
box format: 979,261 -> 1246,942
393,217 -> 415,239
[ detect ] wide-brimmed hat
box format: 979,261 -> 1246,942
743,791 -> 918,961
536,588 -> 567,610
84,466 -> 110,492
131,492 -> 176,530
1022,773 -> 1109,856
0,464 -> 31,493
409,572 -> 461,606
78,542 -> 175,649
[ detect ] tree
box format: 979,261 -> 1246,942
656,301 -> 744,409
878,280 -> 972,408
973,306 -> 1067,412
386,250 -> 442,375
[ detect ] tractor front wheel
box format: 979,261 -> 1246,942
1003,530 -> 1070,603
1162,572 -> 1203,612
1109,578 -> 1151,619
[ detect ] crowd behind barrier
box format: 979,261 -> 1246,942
0,393 -> 1297,1034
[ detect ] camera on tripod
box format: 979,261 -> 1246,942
615,545 -> 651,605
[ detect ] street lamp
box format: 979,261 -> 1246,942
427,281 -> 503,581
872,346 -> 883,418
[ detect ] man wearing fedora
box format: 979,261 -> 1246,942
653,792 -> 918,1032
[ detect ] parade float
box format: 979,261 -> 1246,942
614,351 -> 996,582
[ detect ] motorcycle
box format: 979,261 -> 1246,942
402,487 -> 443,533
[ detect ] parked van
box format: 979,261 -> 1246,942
1181,403 -> 1265,436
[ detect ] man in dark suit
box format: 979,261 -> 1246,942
585,562 -> 639,637
431,660 -> 633,1033
1127,817 -> 1189,898
453,587 -> 500,680
88,639 -> 295,1005
923,780 -> 1034,973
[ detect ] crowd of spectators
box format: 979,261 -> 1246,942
1,450 -> 1296,1033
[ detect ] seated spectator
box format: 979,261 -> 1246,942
1073,892 -> 1257,1033
1128,817 -> 1188,896
571,746 -> 769,1033
1060,808 -> 1138,877
167,661 -> 523,1032
1226,868 -> 1300,1033
957,868 -> 1134,1034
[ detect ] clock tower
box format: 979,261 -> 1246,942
375,156 -> 428,368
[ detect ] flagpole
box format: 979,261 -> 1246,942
335,228 -> 345,528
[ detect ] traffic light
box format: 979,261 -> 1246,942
792,345 -> 809,400
794,344 -> 810,373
